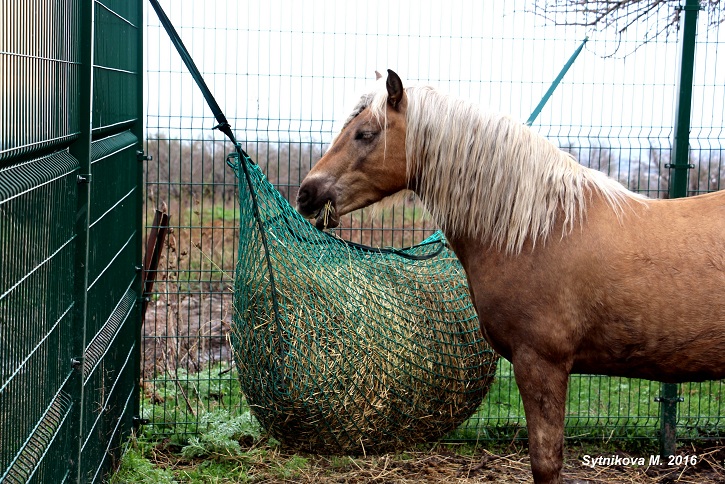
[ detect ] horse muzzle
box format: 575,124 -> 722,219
296,181 -> 340,230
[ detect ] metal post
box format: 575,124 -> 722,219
131,0 -> 145,434
657,384 -> 683,458
668,0 -> 699,199
68,1 -> 94,481
660,0 -> 700,459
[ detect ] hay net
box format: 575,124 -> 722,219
228,150 -> 498,454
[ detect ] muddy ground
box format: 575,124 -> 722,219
141,291 -> 234,378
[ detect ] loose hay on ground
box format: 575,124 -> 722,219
131,440 -> 725,483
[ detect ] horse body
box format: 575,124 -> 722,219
297,70 -> 725,484
454,190 -> 725,383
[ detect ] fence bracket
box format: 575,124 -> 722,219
136,150 -> 152,162
664,163 -> 694,170
71,357 -> 83,372
132,416 -> 150,428
654,396 -> 685,404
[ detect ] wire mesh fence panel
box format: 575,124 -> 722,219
76,2 -> 144,481
0,1 -> 82,164
142,0 -> 725,443
1,0 -> 144,482
0,152 -> 79,484
1,2 -> 82,482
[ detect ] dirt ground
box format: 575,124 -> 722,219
302,444 -> 725,483
143,440 -> 725,483
141,291 -> 234,378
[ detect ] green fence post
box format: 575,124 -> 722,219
660,0 -> 700,459
68,1 -> 95,480
668,0 -> 699,200
132,0 -> 146,433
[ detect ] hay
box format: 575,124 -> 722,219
129,434 -> 725,483
229,157 -> 498,454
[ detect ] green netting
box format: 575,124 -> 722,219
228,150 -> 498,454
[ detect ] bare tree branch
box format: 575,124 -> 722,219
526,0 -> 722,56
528,0 -> 722,35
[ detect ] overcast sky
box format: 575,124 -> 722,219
145,0 -> 724,151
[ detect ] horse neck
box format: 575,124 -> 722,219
406,93 -> 584,255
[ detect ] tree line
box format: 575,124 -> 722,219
145,134 -> 723,208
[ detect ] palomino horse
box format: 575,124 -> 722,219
296,70 -> 725,484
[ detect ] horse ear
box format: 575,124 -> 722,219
375,70 -> 382,80
386,69 -> 404,109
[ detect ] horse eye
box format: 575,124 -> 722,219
355,131 -> 377,142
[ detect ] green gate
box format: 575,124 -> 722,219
1,1 -> 143,482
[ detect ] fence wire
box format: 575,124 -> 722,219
142,0 -> 724,443
1,1 -> 143,482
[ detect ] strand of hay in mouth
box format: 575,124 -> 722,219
321,199 -> 335,229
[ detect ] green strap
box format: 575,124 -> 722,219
148,0 -> 247,156
526,37 -> 588,126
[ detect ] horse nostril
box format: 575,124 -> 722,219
297,186 -> 310,206
296,185 -> 317,212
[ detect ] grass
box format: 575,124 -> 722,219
114,377 -> 319,483
141,363 -> 244,437
120,358 -> 725,483
146,197 -> 238,294
138,360 -> 725,447
111,408 -> 723,483
111,445 -> 177,484
449,359 -> 725,443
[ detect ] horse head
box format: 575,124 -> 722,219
296,70 -> 410,229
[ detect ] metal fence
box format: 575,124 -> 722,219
1,1 -> 143,482
141,0 -> 724,447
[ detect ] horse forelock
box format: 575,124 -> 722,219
367,84 -> 645,254
340,93 -> 376,131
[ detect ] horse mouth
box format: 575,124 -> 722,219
313,200 -> 339,230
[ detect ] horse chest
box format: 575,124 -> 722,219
452,244 -> 582,361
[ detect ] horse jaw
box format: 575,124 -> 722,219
296,173 -> 342,229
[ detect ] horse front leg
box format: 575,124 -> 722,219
513,349 -> 571,484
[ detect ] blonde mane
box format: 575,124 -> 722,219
364,85 -> 645,254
